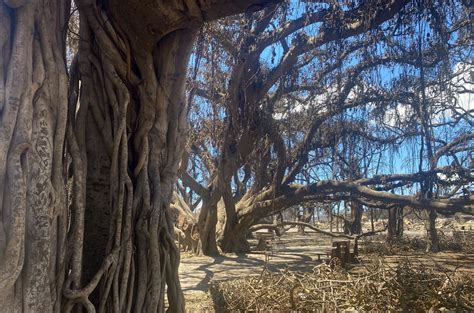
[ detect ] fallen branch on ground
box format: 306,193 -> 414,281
250,221 -> 386,240
250,221 -> 354,239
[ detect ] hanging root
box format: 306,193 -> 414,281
63,248 -> 120,312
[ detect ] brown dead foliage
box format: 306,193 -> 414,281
210,258 -> 474,311
361,233 -> 474,255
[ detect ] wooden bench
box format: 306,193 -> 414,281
314,250 -> 332,262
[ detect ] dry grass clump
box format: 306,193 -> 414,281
210,259 -> 474,311
449,231 -> 474,253
361,236 -> 426,255
361,233 -> 474,255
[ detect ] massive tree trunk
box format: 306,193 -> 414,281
219,213 -> 253,254
218,189 -> 276,253
197,197 -> 220,256
0,0 -> 69,311
217,186 -> 244,252
72,2 -> 199,309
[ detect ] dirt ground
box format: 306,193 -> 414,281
179,222 -> 474,312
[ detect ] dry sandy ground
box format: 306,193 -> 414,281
180,232 -> 336,311
178,230 -> 474,311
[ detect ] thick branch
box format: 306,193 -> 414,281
250,221 -> 353,239
180,171 -> 209,198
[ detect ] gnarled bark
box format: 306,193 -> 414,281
219,216 -> 253,253
171,192 -> 200,254
0,0 -> 68,310
74,4 -> 196,307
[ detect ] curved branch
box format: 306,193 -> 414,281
180,171 -> 209,198
297,180 -> 474,214
263,0 -> 410,93
250,221 -> 354,239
